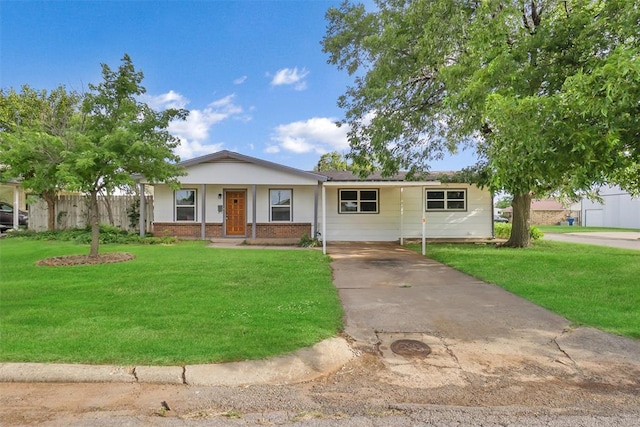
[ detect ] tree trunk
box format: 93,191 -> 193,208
504,192 -> 532,248
89,190 -> 100,258
42,191 -> 56,231
102,189 -> 115,226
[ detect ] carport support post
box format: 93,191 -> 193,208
422,187 -> 426,255
252,184 -> 257,240
400,187 -> 404,245
322,184 -> 327,255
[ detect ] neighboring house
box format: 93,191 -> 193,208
141,150 -> 494,251
502,198 -> 580,225
581,185 -> 640,228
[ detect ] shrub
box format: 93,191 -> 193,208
494,223 -> 544,240
299,233 -> 320,248
5,225 -> 177,245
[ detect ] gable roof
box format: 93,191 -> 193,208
316,170 -> 457,182
178,150 -> 327,182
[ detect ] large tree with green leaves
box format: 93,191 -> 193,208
314,151 -> 350,171
323,0 -> 640,247
61,54 -> 187,257
0,85 -> 80,231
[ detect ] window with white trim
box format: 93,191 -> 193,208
175,189 -> 197,221
426,189 -> 467,211
270,189 -> 292,221
339,189 -> 379,214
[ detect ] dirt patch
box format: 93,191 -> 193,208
36,252 -> 135,267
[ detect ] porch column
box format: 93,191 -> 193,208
252,184 -> 257,240
139,183 -> 146,237
322,184 -> 327,255
201,184 -> 207,240
13,185 -> 19,230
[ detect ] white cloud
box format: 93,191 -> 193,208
264,145 -> 281,154
269,117 -> 349,155
141,90 -> 189,110
144,91 -> 247,160
233,75 -> 248,85
270,67 -> 310,90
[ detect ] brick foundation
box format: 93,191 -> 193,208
152,222 -> 311,239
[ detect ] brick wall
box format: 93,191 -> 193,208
254,223 -> 311,239
152,222 -> 310,239
531,211 -> 568,225
153,223 -> 223,238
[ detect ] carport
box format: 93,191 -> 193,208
320,180 -> 442,255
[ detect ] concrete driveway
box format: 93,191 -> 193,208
328,242 -> 640,387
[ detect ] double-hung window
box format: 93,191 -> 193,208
270,189 -> 292,221
425,189 -> 467,211
175,189 -> 197,221
339,189 -> 379,214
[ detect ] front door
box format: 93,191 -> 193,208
225,190 -> 246,236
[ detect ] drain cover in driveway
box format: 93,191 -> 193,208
390,339 -> 431,358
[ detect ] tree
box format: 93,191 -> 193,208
0,85 -> 80,231
323,0 -> 640,247
495,196 -> 513,210
314,151 -> 350,171
60,54 -> 188,257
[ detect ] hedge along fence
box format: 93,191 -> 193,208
28,194 -> 153,232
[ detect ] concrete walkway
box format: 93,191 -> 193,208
544,231 -> 640,250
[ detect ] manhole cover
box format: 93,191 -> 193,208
390,339 -> 431,358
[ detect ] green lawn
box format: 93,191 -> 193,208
408,240 -> 640,338
537,225 -> 640,234
0,239 -> 343,365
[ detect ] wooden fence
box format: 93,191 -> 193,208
28,194 -> 154,232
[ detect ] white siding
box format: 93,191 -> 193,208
153,184 -> 317,224
177,161 -> 319,186
321,184 -> 492,241
582,186 -> 640,228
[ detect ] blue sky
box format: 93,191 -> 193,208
1,0 -> 476,172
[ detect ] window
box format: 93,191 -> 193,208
339,189 -> 379,214
426,189 -> 467,211
175,189 -> 196,221
270,189 -> 292,221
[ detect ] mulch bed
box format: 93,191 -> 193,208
36,252 -> 135,267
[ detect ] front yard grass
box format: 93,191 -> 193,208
0,239 -> 343,365
408,240 -> 640,339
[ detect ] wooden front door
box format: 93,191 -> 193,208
225,190 -> 246,236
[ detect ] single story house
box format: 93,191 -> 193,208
581,185 -> 640,228
139,150 -> 494,253
502,198 -> 581,225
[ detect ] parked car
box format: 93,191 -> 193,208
0,202 -> 28,230
493,216 -> 509,223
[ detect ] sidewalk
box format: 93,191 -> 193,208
544,231 -> 640,250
